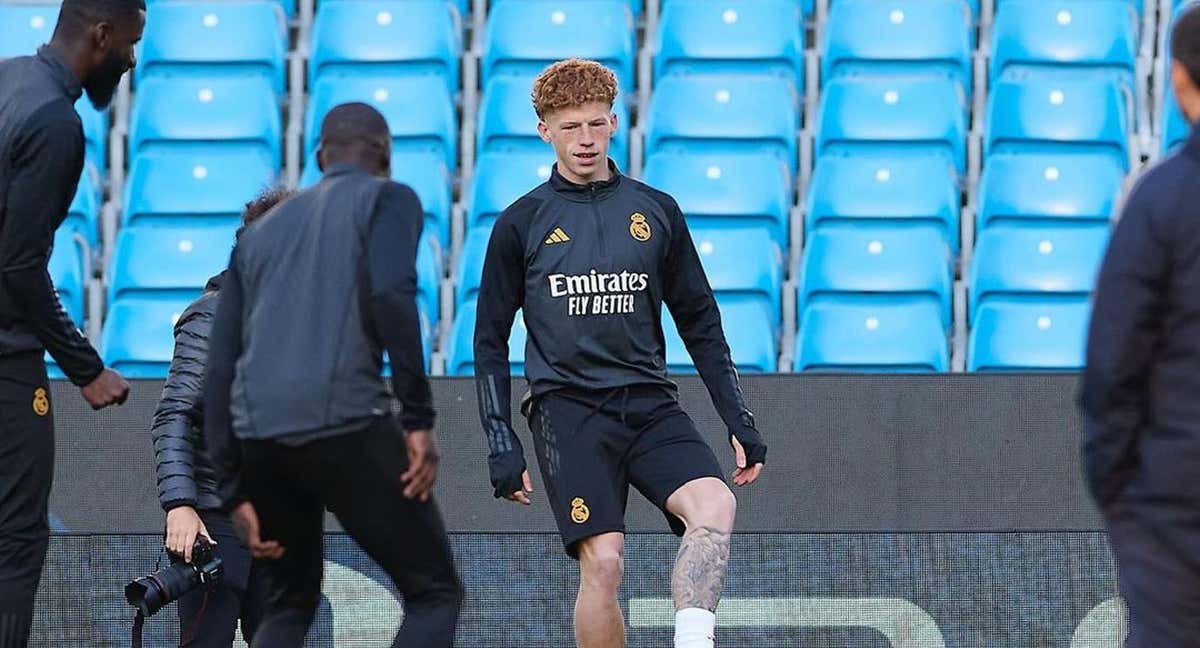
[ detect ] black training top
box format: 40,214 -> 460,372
0,46 -> 103,385
474,160 -> 756,457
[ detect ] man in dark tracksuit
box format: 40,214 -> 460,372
203,103 -> 461,648
0,1 -> 143,643
475,59 -> 766,648
1082,9 -> 1200,647
151,188 -> 292,647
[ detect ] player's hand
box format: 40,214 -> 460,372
80,368 -> 130,410
165,506 -> 215,563
231,501 -> 284,560
730,436 -> 764,487
401,429 -> 439,502
504,471 -> 534,506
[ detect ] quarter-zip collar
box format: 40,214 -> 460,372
36,45 -> 83,103
549,159 -> 622,202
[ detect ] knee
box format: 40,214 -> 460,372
675,481 -> 736,532
578,543 -> 624,593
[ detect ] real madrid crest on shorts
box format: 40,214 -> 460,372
32,387 -> 49,417
629,213 -> 651,242
570,497 -> 590,524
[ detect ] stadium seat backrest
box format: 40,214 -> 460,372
482,0 -> 636,91
468,151 -> 554,231
968,301 -> 1089,371
138,1 -> 287,93
689,226 -> 783,329
476,76 -> 629,168
416,234 -> 442,333
66,171 -> 100,246
129,76 -> 282,168
799,225 -> 954,328
795,300 -> 949,372
446,302 -> 527,376
0,4 -> 59,59
304,74 -> 457,170
662,302 -> 777,373
123,150 -> 276,226
977,153 -> 1122,230
48,229 -> 85,326
455,224 -> 492,310
309,0 -> 461,94
822,0 -> 972,89
816,75 -> 968,174
101,296 -> 196,378
985,76 -> 1130,168
75,98 -> 109,174
989,0 -> 1138,83
642,151 -> 791,249
108,223 -> 238,304
654,0 -> 804,91
968,225 -> 1109,319
804,153 -> 960,251
645,74 -> 799,173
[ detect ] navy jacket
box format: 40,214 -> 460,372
474,161 -> 757,459
1081,125 -> 1200,510
0,47 -> 103,384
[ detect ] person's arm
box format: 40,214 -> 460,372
660,198 -> 767,472
1080,185 -> 1169,507
0,109 -> 102,385
151,306 -> 212,511
203,252 -> 246,510
473,209 -> 528,500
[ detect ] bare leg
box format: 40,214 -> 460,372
575,532 -> 626,648
665,478 -> 737,647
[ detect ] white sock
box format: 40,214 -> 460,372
674,607 -> 716,648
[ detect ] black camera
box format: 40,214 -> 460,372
125,536 -> 224,617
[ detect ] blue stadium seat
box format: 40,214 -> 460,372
129,75 -> 282,169
107,223 -> 237,304
455,223 -> 491,312
654,0 -> 804,91
495,0 -> 641,20
66,171 -> 100,247
795,300 -> 948,372
692,226 -> 782,331
643,151 -> 791,250
309,0 -> 461,95
476,75 -> 630,169
0,4 -> 58,59
145,0 -> 296,19
977,153 -> 1122,231
985,76 -> 1131,170
804,153 -> 961,251
49,229 -> 86,327
76,98 -> 108,176
989,0 -> 1137,86
446,302 -> 527,376
1162,83 -> 1191,154
123,150 -> 277,226
662,300 -> 778,374
645,74 -> 800,174
304,74 -> 456,171
138,1 -> 288,93
968,301 -> 1089,371
482,0 -> 636,92
816,75 -> 968,174
968,225 -> 1109,322
415,234 -> 442,336
798,225 -> 954,328
101,296 -> 195,378
468,151 -> 554,231
822,0 -> 972,91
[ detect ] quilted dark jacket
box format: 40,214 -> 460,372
150,272 -> 224,512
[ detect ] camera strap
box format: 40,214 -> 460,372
131,610 -> 145,648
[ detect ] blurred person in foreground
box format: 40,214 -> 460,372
203,102 -> 461,647
150,188 -> 293,647
0,0 -> 142,642
474,58 -> 766,648
1082,6 -> 1200,647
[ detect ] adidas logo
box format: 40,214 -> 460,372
544,227 -> 571,245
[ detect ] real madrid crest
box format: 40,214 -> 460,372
570,497 -> 590,524
629,213 -> 652,242
32,387 -> 49,417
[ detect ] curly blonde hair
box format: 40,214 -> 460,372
531,58 -> 618,119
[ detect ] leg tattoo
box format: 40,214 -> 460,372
671,525 -> 732,612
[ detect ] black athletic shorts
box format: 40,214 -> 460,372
525,384 -> 725,558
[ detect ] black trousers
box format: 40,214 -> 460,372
242,419 -> 462,648
176,511 -> 269,647
0,351 -> 52,648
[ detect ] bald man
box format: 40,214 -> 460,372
204,103 -> 461,647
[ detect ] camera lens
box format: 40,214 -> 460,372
124,562 -> 201,617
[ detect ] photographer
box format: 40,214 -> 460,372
150,187 -> 293,647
